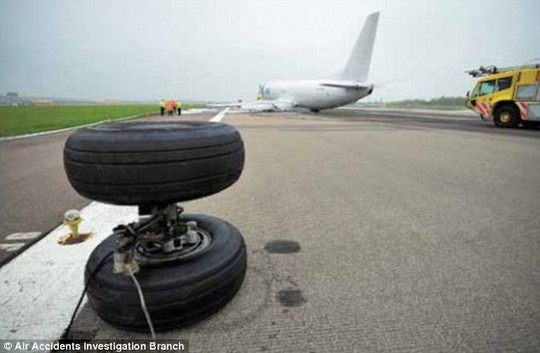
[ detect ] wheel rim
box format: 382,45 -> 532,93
500,111 -> 512,124
133,225 -> 212,266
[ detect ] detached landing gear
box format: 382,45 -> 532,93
64,121 -> 246,332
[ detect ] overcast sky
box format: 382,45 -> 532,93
1,0 -> 539,102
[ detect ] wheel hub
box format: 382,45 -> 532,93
112,204 -> 212,274
134,225 -> 211,266
500,111 -> 511,123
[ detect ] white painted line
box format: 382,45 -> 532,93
0,243 -> 26,252
182,108 -> 215,115
210,108 -> 229,122
0,202 -> 138,340
6,232 -> 41,241
0,114 -> 142,142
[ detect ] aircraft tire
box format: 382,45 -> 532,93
85,213 -> 247,332
64,121 -> 244,205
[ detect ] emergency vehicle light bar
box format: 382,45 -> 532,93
466,63 -> 540,78
465,66 -> 499,78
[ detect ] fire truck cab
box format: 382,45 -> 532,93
466,64 -> 540,127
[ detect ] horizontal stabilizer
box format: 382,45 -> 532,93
320,82 -> 371,90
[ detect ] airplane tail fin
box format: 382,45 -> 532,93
340,12 -> 379,82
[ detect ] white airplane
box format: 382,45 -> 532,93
222,12 -> 379,113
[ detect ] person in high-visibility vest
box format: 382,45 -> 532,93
159,99 -> 165,116
165,100 -> 175,116
176,100 -> 182,115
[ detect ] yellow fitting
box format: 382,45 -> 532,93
58,209 -> 91,245
64,217 -> 82,238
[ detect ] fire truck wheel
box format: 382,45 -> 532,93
64,121 -> 244,205
85,214 -> 247,332
493,105 -> 520,128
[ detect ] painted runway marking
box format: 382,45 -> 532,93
182,108 -> 214,115
0,243 -> 26,252
210,108 -> 230,122
6,232 -> 41,240
0,202 -> 138,341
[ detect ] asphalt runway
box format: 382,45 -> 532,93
2,108 -> 539,351
326,108 -> 540,137
0,130 -> 88,264
0,110 -> 217,265
62,109 -> 539,352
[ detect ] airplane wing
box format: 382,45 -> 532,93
242,99 -> 295,112
209,102 -> 243,108
211,99 -> 295,112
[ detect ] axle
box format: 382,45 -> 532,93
113,203 -> 202,274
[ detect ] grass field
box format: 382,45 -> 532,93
0,103 -> 202,137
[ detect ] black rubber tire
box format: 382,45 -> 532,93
85,214 -> 247,332
493,105 -> 520,128
64,121 -> 244,205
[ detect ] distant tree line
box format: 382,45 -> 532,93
386,96 -> 467,109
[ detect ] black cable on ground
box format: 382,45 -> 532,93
59,251 -> 113,341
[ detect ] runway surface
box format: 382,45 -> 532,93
75,109 -> 538,352
1,108 -> 539,352
0,110 -> 216,265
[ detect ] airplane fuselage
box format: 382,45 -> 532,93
227,12 -> 379,113
261,80 -> 373,110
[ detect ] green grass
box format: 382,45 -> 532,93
0,103 -> 203,137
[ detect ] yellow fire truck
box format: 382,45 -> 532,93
465,64 -> 540,127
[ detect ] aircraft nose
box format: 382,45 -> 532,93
367,84 -> 374,95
